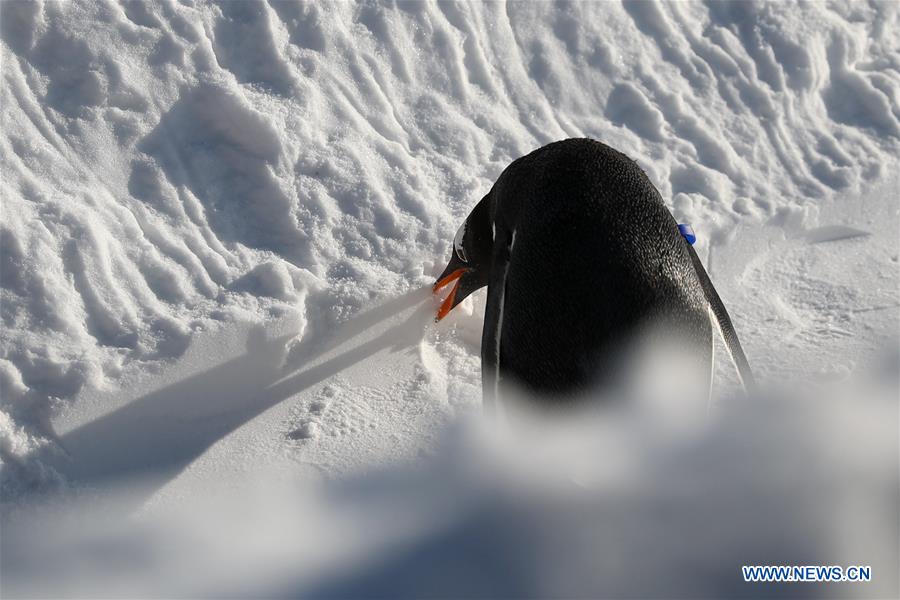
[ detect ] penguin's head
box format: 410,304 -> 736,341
433,198 -> 492,321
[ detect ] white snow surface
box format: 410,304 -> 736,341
1,1 -> 899,596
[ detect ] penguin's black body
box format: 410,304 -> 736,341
434,138 -> 753,404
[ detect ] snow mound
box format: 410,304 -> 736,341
3,378 -> 897,598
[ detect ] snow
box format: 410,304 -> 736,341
1,0 -> 898,596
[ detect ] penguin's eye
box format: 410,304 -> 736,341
453,222 -> 468,263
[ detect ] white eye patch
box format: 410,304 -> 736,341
453,222 -> 468,262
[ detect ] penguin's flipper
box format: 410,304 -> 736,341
480,281 -> 502,417
480,229 -> 515,416
686,244 -> 756,393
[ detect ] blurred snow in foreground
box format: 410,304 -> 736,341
4,362 -> 897,598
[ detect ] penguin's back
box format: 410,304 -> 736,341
491,139 -> 711,397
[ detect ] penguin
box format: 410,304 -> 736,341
434,138 -> 754,408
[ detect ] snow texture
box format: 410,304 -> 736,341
0,0 -> 898,596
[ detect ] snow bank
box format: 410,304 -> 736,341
3,375 -> 897,598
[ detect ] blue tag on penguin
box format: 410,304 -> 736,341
678,223 -> 696,245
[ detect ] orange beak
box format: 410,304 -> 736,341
433,268 -> 466,321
